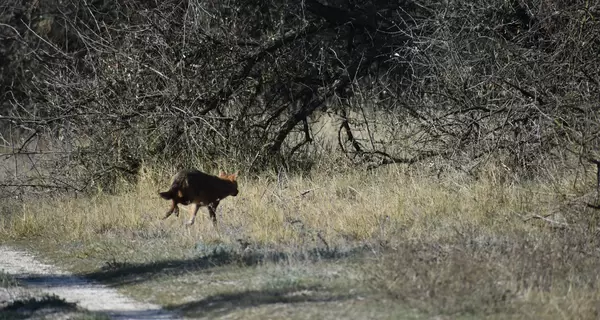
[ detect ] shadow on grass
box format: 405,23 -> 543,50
13,257 -> 221,290
0,294 -> 80,320
15,244 -> 369,289
165,285 -> 352,318
83,244 -> 369,287
0,293 -> 165,320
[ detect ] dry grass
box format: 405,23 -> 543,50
1,161 -> 599,319
0,163 -> 563,245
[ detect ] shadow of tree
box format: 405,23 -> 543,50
82,244 -> 369,287
0,294 -> 80,320
0,294 -> 171,319
16,244 -> 369,288
15,254 -> 237,289
85,253 -> 233,286
165,285 -> 352,318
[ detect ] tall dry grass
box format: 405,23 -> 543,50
0,161 -> 578,248
0,167 -> 572,245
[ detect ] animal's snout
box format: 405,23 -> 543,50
233,189 -> 239,196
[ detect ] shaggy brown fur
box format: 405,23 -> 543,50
159,169 -> 239,227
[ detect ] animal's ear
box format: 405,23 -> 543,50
219,170 -> 225,177
231,171 -> 239,180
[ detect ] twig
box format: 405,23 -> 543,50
316,232 -> 330,251
0,23 -> 22,37
523,214 -> 569,229
299,187 -> 321,197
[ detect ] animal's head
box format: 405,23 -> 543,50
219,171 -> 239,196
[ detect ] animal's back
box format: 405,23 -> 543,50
170,169 -> 199,187
170,169 -> 222,201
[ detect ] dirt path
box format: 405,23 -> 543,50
0,246 -> 178,320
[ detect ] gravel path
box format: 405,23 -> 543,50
0,246 -> 178,320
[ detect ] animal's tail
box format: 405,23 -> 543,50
158,189 -> 174,200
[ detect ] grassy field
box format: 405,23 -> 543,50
1,161 -> 599,319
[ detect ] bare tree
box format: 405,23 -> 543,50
1,0 -> 598,194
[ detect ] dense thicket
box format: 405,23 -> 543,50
1,0 -> 599,192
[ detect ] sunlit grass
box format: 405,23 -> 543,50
0,162 -> 584,247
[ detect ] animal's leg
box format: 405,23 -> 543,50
186,203 -> 201,226
162,200 -> 177,220
208,201 -> 220,228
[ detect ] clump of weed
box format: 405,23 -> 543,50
0,271 -> 18,288
194,242 -> 239,264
